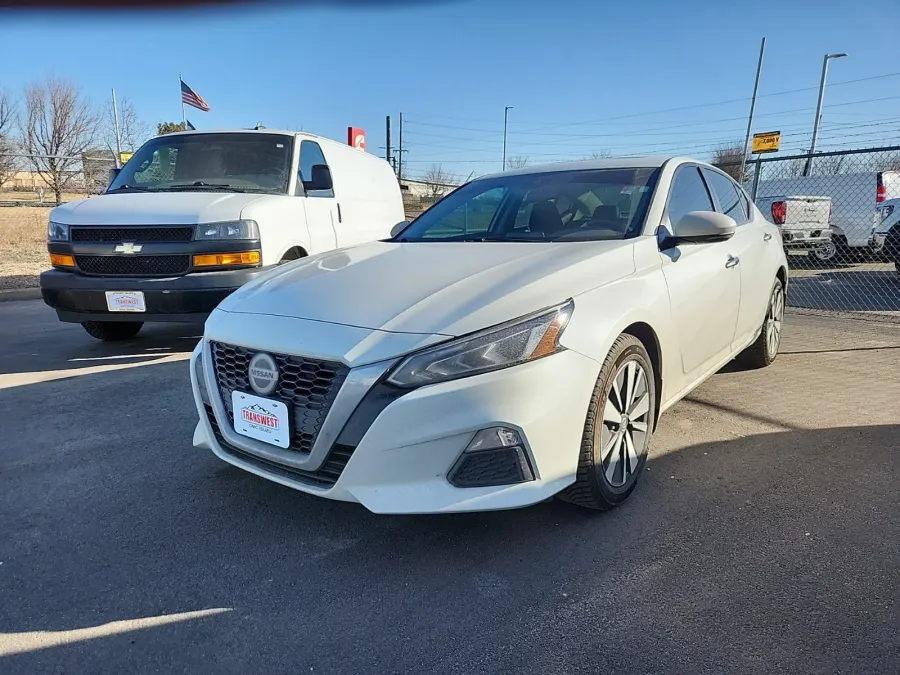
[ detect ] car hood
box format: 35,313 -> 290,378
218,239 -> 636,336
49,192 -> 272,225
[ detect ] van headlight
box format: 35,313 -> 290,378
48,221 -> 69,241
386,300 -> 573,388
194,220 -> 259,240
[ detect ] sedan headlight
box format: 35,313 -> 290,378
386,300 -> 573,388
194,220 -> 259,240
48,221 -> 69,241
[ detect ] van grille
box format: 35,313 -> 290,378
71,227 -> 194,243
75,255 -> 191,277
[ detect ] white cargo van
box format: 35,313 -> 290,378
756,194 -> 833,257
40,129 -> 405,340
755,170 -> 900,257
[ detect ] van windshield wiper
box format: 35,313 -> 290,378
166,181 -> 244,191
106,184 -> 157,193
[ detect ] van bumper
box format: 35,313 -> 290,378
40,267 -> 269,323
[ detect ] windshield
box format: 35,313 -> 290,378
107,133 -> 294,194
398,167 -> 661,242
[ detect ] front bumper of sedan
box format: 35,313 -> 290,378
190,334 -> 600,514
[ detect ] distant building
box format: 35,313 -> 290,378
399,178 -> 456,200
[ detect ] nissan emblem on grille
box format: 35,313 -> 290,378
248,353 -> 279,395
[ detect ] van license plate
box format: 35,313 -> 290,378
232,391 -> 291,449
105,291 -> 146,312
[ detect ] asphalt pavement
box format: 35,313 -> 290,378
1,300 -> 898,674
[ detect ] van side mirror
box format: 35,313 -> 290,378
666,211 -> 736,246
108,167 -> 121,185
390,221 -> 409,238
304,164 -> 333,192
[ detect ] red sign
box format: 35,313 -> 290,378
241,408 -> 279,429
348,127 -> 366,151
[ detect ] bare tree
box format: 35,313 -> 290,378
713,142 -> 748,181
103,95 -> 150,158
505,155 -> 529,169
20,76 -> 99,204
584,150 -> 612,159
0,90 -> 17,188
422,164 -> 452,199
813,153 -> 847,176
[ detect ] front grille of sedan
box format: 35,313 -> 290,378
209,342 -> 349,455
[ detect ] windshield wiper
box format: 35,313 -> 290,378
106,184 -> 157,193
165,181 -> 251,191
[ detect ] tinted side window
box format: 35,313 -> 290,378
299,140 -> 333,198
702,169 -> 748,225
667,167 -> 714,226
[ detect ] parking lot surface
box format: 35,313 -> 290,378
1,300 -> 898,674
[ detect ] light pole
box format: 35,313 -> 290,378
804,52 -> 847,176
502,106 -> 513,171
740,37 -> 766,182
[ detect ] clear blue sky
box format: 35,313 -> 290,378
2,0 -> 898,180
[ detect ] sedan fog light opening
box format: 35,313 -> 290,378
192,251 -> 261,268
448,426 -> 535,488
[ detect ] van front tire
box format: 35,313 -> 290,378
81,321 -> 143,341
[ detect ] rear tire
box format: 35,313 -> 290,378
737,278 -> 784,369
558,334 -> 656,511
81,321 -> 143,341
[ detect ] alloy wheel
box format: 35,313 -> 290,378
766,284 -> 785,358
600,360 -> 651,487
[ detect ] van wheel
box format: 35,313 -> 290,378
81,321 -> 143,341
558,334 -> 655,510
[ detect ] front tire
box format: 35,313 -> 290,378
81,321 -> 143,341
737,278 -> 784,368
559,334 -> 656,510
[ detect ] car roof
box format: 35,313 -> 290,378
477,156 -> 698,181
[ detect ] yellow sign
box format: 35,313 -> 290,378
751,131 -> 781,154
119,152 -> 134,165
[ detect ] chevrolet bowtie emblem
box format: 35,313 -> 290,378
114,243 -> 142,254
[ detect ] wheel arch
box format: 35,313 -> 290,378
621,321 -> 663,428
277,245 -> 308,262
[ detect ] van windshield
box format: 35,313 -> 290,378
397,167 -> 660,242
108,133 -> 294,195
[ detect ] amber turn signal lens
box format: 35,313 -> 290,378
50,253 -> 75,267
192,251 -> 261,267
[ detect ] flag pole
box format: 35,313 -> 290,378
180,71 -> 186,127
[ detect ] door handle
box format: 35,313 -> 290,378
725,255 -> 740,268
336,203 -> 342,223
763,233 -> 773,242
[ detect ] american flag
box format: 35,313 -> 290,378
180,79 -> 210,112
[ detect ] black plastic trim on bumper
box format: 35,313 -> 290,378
40,267 -> 269,323
448,446 -> 536,488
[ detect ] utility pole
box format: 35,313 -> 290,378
502,106 -> 513,171
804,52 -> 847,176
740,37 -> 766,183
111,88 -> 122,168
385,115 -> 392,166
398,112 -> 404,181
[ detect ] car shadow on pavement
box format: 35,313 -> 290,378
2,352 -> 897,675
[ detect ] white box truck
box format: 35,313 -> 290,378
40,129 -> 405,340
755,170 -> 900,260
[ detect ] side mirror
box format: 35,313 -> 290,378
304,164 -> 333,192
390,221 -> 409,238
670,211 -> 736,244
108,167 -> 121,185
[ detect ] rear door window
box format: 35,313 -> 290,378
701,168 -> 749,225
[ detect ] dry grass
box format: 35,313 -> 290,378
0,190 -> 88,203
0,207 -> 51,289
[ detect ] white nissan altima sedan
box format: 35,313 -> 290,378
189,156 -> 787,514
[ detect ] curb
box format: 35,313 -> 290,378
0,288 -> 42,302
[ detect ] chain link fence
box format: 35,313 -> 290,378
0,152 -> 117,202
720,146 -> 900,324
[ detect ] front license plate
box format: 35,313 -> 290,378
105,291 -> 146,312
232,391 -> 290,449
